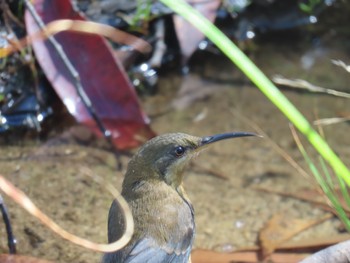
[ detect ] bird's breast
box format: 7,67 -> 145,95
128,180 -> 195,251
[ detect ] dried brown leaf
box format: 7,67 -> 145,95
259,213 -> 332,258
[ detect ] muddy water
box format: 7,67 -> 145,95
1,39 -> 350,262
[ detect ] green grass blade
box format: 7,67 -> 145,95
296,142 -> 350,230
336,171 -> 350,209
319,156 -> 335,191
318,156 -> 350,211
159,0 -> 350,186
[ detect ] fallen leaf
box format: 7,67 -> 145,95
259,213 -> 332,258
173,0 -> 221,63
25,0 -> 156,150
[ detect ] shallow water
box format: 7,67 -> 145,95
1,31 -> 350,262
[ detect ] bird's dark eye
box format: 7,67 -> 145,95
174,146 -> 185,157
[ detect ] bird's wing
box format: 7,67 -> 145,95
102,236 -> 192,263
124,236 -> 192,263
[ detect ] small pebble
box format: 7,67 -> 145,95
234,220 -> 245,229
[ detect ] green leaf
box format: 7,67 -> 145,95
299,3 -> 312,13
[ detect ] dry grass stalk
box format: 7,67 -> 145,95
0,170 -> 134,253
0,18 -> 151,58
272,75 -> 350,99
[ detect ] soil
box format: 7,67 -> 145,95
1,14 -> 350,263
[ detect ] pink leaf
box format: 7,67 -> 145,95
173,0 -> 221,62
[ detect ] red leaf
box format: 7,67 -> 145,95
25,0 -> 155,150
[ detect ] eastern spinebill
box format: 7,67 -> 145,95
102,132 -> 258,263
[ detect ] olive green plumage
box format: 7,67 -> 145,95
102,132 -> 256,263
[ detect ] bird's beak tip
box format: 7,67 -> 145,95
200,131 -> 261,146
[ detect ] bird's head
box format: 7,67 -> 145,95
123,132 -> 258,192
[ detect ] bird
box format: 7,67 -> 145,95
102,132 -> 257,263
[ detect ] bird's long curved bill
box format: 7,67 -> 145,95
200,132 -> 260,146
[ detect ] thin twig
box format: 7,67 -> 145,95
313,116 -> 350,126
272,75 -> 350,99
331,59 -> 350,73
0,194 -> 17,254
1,19 -> 152,58
230,109 -> 312,182
0,171 -> 134,253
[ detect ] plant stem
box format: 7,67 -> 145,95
159,0 -> 350,185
